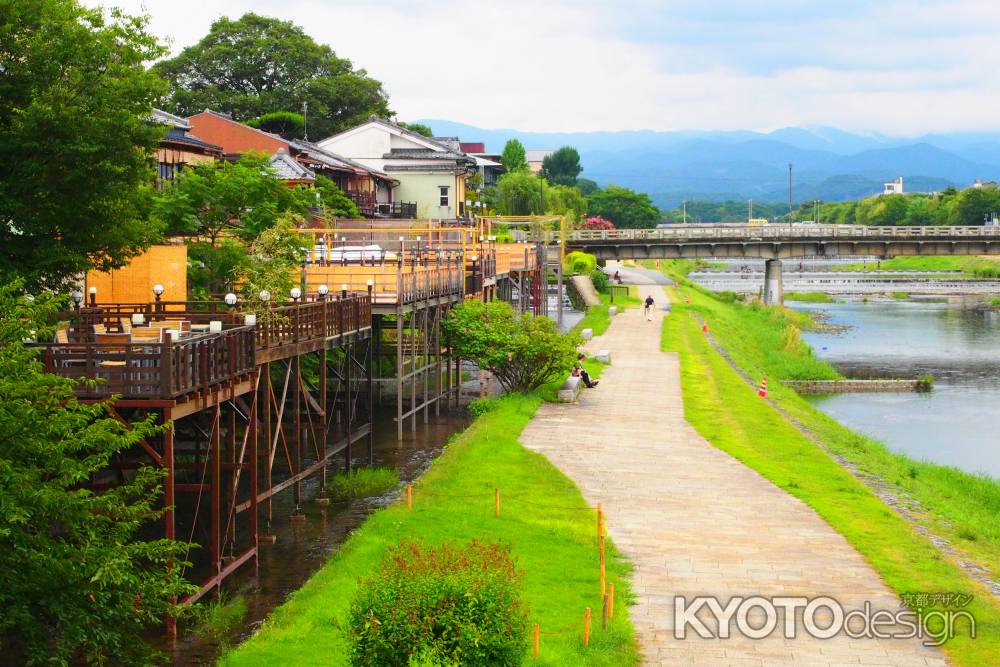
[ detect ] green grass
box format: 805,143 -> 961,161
221,394 -> 637,666
575,292 -> 641,338
327,467 -> 400,502
658,279 -> 1000,666
784,291 -> 837,303
833,255 -> 1000,277
891,291 -> 910,300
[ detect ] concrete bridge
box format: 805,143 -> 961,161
540,225 -> 1000,304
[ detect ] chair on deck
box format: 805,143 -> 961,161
54,329 -> 69,344
119,318 -> 133,335
130,327 -> 163,343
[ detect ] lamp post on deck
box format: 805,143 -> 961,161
317,284 -> 329,302
88,286 -> 97,307
71,290 -> 83,310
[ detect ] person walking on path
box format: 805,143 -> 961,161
643,294 -> 655,321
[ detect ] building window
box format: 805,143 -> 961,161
439,186 -> 450,207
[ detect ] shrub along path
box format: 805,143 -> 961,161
518,284 -> 946,666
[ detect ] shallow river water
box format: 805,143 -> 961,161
792,298 -> 1000,480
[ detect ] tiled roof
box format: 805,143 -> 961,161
160,127 -> 223,153
151,108 -> 191,129
270,150 -> 315,181
290,139 -> 392,180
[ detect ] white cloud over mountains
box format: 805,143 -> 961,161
84,0 -> 1000,134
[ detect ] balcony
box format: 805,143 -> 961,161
346,192 -> 417,219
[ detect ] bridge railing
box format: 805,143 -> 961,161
539,225 -> 1000,243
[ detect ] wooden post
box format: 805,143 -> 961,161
599,531 -> 606,597
406,484 -> 413,510
495,487 -> 500,518
583,607 -> 591,647
533,623 -> 540,659
608,583 -> 615,619
602,594 -> 609,629
597,501 -> 603,540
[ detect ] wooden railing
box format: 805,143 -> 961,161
41,327 -> 256,399
304,266 -> 464,305
254,296 -> 371,351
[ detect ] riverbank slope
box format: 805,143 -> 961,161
658,267 -> 1000,665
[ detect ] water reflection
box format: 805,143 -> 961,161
793,298 -> 1000,480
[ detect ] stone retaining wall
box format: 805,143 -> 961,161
784,379 -> 921,393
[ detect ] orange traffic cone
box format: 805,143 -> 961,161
702,322 -> 709,333
758,375 -> 767,397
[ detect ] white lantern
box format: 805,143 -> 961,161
290,287 -> 302,300
317,284 -> 329,296
259,290 -> 270,303
224,292 -> 238,306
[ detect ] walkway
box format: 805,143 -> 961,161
519,285 -> 947,666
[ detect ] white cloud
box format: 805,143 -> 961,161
82,0 -> 1000,134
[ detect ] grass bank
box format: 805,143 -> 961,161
832,255 -> 1000,277
221,393 -> 637,666
657,264 -> 1000,665
784,291 -> 837,303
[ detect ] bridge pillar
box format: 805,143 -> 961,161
764,259 -> 783,305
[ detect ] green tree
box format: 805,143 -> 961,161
0,281 -> 195,664
496,171 -> 544,215
235,216 -> 307,316
951,186 -> 1000,226
576,178 -> 600,196
153,13 -> 390,139
500,139 -> 529,173
188,238 -> 249,298
399,121 -> 433,137
246,111 -> 305,139
443,301 -> 580,392
545,183 -> 587,218
539,146 -> 582,186
152,153 -> 309,243
0,0 -> 167,287
587,185 -> 660,229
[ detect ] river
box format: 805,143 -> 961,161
791,297 -> 1000,480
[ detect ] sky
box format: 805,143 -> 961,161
82,0 -> 1000,135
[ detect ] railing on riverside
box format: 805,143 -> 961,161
535,225 -> 1000,243
40,326 -> 256,399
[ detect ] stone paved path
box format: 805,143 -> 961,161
519,285 -> 947,666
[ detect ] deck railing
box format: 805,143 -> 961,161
535,225 -> 1000,243
41,326 -> 256,399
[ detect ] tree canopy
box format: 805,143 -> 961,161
0,281 -> 194,664
587,186 -> 661,229
500,139 -> 529,173
153,13 -> 391,140
540,146 -> 582,186
0,0 -> 167,287
399,121 -> 433,137
495,171 -> 544,215
246,111 -> 305,139
786,186 -> 1000,227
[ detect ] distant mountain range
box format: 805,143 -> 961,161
414,119 -> 1000,209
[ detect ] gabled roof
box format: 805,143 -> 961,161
269,150 -> 315,181
161,127 -> 223,153
290,139 -> 393,180
194,108 -> 288,143
320,116 -> 463,155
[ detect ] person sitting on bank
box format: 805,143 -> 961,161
574,353 -> 598,388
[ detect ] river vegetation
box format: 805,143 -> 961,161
655,260 -> 1000,666
783,291 -> 837,303
327,467 -> 400,502
832,255 -> 1000,277
220,393 -> 637,666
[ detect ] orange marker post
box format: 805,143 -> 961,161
583,607 -> 591,647
406,484 -> 413,510
609,582 -> 615,619
495,487 -> 501,518
533,623 -> 540,659
599,531 -> 606,597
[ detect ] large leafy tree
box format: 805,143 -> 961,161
153,13 -> 390,139
443,300 -> 579,392
587,185 -> 661,229
0,0 -> 167,287
152,154 -> 309,243
495,171 -> 544,215
951,186 -> 1000,226
540,146 -> 582,186
500,139 -> 529,173
0,281 -> 195,664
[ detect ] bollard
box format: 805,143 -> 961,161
495,487 -> 501,518
583,607 -> 591,647
599,531 -> 606,597
596,502 -> 603,540
602,594 -> 609,629
406,484 -> 413,510
609,583 -> 615,619
533,623 -> 540,659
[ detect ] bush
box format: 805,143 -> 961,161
443,301 -> 580,392
328,467 -> 400,501
349,540 -> 529,666
590,268 -> 609,293
915,374 -> 934,392
562,251 -> 596,275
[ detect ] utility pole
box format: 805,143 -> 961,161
303,100 -> 309,141
682,200 -> 687,224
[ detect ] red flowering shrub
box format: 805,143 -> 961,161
580,216 -> 615,230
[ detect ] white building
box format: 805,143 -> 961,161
525,149 -> 555,175
882,176 -> 904,196
318,117 -> 477,220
